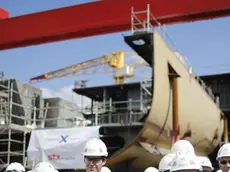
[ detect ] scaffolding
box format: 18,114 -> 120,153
0,75 -> 27,167
0,74 -> 89,169
80,79 -> 153,126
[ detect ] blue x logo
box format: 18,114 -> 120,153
59,135 -> 68,143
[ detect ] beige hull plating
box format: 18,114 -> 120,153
107,32 -> 224,168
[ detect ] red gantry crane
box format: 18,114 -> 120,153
0,0 -> 229,50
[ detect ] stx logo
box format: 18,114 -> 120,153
48,154 -> 60,161
59,135 -> 68,143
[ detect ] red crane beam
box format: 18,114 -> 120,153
0,0 -> 230,50
0,8 -> 9,19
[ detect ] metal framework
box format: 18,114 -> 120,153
82,80 -> 152,126
131,4 -> 153,34
0,74 -> 88,168
29,51 -> 147,84
0,0 -> 230,50
0,75 -> 27,166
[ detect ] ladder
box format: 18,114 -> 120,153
131,4 -> 154,34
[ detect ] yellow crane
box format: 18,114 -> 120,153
29,51 -> 149,84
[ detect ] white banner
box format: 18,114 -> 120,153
27,126 -> 100,169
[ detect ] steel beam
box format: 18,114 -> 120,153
0,0 -> 230,50
0,8 -> 9,19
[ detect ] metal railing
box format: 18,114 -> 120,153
0,98 -> 152,131
84,99 -> 152,126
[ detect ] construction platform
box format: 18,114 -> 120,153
73,80 -> 152,126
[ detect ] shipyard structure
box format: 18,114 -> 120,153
0,32 -> 228,172
0,74 -> 86,169
0,9 -> 228,170
0,1 -> 229,172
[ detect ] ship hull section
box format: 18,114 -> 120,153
106,32 -> 224,169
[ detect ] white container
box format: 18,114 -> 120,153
114,65 -> 135,78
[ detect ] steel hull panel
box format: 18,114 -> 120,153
106,32 -> 224,168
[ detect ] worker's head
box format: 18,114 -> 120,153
144,167 -> 158,172
171,140 -> 195,154
170,151 -> 202,172
159,153 -> 176,172
6,162 -> 25,172
83,138 -> 108,172
197,156 -> 213,172
33,161 -> 57,172
217,143 -> 230,172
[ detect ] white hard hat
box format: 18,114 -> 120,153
33,162 -> 56,172
83,138 -> 108,157
144,167 -> 158,172
159,153 -> 176,172
170,151 -> 202,172
198,156 -> 214,170
217,143 -> 230,160
100,166 -> 111,172
6,162 -> 25,172
171,140 -> 195,154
